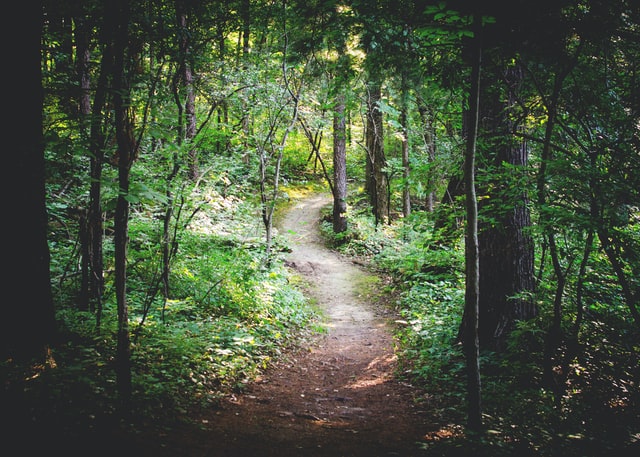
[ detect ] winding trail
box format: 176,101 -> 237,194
149,193 -> 433,456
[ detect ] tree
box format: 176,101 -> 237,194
287,0 -> 355,235
356,1 -> 390,225
257,0 -> 305,261
475,56 -> 537,349
3,0 -> 57,361
333,90 -> 348,233
452,1 -> 540,350
73,1 -> 105,315
365,74 -> 389,225
174,0 -> 198,181
83,2 -> 110,320
400,68 -> 411,218
109,0 -> 135,404
462,12 -> 483,433
416,95 -> 438,212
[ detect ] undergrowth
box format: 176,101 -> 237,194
326,189 -> 640,457
2,178 -> 320,435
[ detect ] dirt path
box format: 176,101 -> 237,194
144,193 -> 433,456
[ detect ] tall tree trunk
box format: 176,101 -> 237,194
161,143 -> 180,321
176,2 -> 198,180
241,0 -> 250,57
3,0 -> 57,360
110,0 -> 133,406
476,59 -> 536,350
240,0 -> 251,143
463,15 -> 483,432
417,101 -> 436,212
75,14 -> 92,118
400,72 -> 411,218
333,92 -> 348,234
169,0 -> 192,270
185,69 -> 197,180
536,68 -> 572,397
217,22 -> 229,153
365,80 -> 388,225
81,10 -> 111,318
75,8 -> 93,312
260,11 -> 302,263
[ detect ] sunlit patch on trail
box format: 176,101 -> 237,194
343,353 -> 397,389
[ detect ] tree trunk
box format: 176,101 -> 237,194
463,15 -> 483,432
400,73 -> 411,218
75,2 -> 105,315
417,101 -> 436,212
75,9 -> 93,312
82,20 -> 113,319
365,80 -> 388,225
333,92 -> 348,234
260,18 -> 302,263
240,0 -> 251,143
176,2 -> 198,180
110,0 -> 134,406
75,14 -> 92,118
476,59 -> 536,350
364,84 -> 375,203
3,0 -> 57,360
217,22 -> 229,153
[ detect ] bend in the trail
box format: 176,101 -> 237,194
144,193 -> 434,456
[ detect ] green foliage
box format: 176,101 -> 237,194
24,172 -> 320,429
394,280 -> 465,393
319,190 -> 392,255
23,1 -> 640,454
281,129 -> 328,181
330,191 -> 640,455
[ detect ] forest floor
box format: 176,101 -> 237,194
125,192 -> 441,456
16,192 -> 449,456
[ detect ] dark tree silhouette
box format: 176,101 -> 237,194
3,0 -> 56,361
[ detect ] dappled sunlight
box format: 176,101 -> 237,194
186,189 -> 257,238
422,424 -> 465,442
344,376 -> 386,389
343,353 -> 397,389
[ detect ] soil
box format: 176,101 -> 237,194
57,193 -> 439,456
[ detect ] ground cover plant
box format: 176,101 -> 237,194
3,178 -> 320,438
327,191 -> 640,456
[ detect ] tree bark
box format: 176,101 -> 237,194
3,0 -> 57,360
176,2 -> 198,180
110,0 -> 134,405
417,101 -> 436,212
75,13 -> 92,118
333,92 -> 348,234
75,7 -> 94,312
476,59 -> 536,350
365,80 -> 388,225
400,72 -> 411,218
463,15 -> 483,432
81,11 -> 113,318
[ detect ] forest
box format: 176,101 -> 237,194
3,0 -> 640,455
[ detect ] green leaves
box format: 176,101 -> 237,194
418,2 -> 495,43
124,182 -> 168,205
